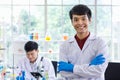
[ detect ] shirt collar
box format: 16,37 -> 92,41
68,33 -> 96,43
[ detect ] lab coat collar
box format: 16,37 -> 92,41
87,33 -> 97,40
24,55 -> 42,72
28,55 -> 42,65
34,55 -> 42,65
68,33 -> 96,43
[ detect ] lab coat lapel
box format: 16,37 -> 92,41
69,37 -> 82,53
82,39 -> 90,52
82,34 -> 96,52
35,55 -> 42,66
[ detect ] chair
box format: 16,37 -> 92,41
51,61 -> 58,77
105,62 -> 120,80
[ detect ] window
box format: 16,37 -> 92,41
0,0 -> 120,65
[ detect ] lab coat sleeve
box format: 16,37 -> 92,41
59,38 -> 109,78
43,58 -> 56,80
59,41 -> 69,62
59,41 -> 79,78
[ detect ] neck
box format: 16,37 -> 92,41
77,32 -> 89,40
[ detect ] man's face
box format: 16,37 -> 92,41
72,14 -> 91,34
26,49 -> 39,63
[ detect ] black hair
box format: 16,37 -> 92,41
24,41 -> 38,52
69,4 -> 92,20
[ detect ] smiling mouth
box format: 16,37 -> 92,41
77,26 -> 84,30
77,24 -> 85,28
78,26 -> 83,28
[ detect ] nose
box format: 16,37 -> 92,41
28,55 -> 32,59
78,19 -> 83,25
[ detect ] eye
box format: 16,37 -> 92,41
26,54 -> 30,56
73,18 -> 78,22
82,17 -> 86,21
31,53 -> 34,56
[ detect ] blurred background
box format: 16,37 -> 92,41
0,0 -> 120,75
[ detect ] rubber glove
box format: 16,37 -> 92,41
16,76 -> 20,80
16,76 -> 23,80
58,61 -> 74,72
89,54 -> 105,66
42,77 -> 46,80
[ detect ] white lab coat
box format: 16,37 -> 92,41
59,34 -> 109,80
15,55 -> 56,80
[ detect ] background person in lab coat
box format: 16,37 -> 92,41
16,41 -> 56,80
58,4 -> 109,80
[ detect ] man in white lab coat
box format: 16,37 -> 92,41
16,41 -> 56,80
58,4 -> 109,80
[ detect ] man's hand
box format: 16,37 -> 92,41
89,54 -> 105,66
58,61 -> 74,72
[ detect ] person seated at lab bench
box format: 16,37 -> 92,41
15,41 -> 56,80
